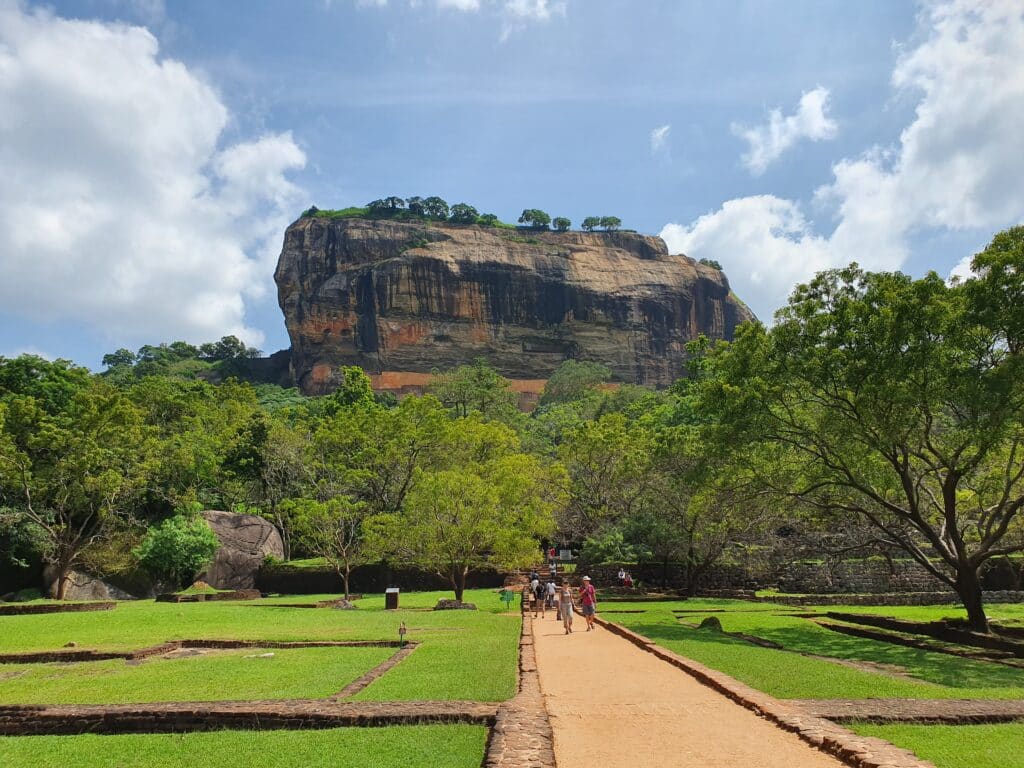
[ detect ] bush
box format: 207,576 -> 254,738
134,514 -> 220,591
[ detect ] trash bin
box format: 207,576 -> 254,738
385,587 -> 400,610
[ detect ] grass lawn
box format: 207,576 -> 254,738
0,725 -> 488,768
850,724 -> 1024,768
0,589 -> 520,702
0,646 -> 393,705
607,599 -> 1024,700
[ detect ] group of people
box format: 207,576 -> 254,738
529,570 -> 597,634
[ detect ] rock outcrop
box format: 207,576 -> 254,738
200,511 -> 284,590
275,217 -> 754,394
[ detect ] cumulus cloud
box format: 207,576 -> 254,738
650,124 -> 670,155
663,0 -> 1024,323
731,87 -> 838,176
0,2 -> 306,347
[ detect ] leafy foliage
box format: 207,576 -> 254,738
133,513 -> 219,590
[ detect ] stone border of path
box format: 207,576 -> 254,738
483,612 -> 557,768
595,617 -> 937,768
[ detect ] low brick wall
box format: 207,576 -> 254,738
156,589 -> 262,603
0,601 -> 115,616
0,700 -> 497,736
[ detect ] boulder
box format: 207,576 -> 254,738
42,568 -> 140,601
199,510 -> 284,590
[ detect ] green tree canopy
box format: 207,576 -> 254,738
430,358 -> 518,421
134,513 -> 220,591
539,360 -> 612,406
518,209 -> 551,229
422,196 -> 450,219
699,240 -> 1024,631
449,203 -> 479,224
552,216 -> 571,231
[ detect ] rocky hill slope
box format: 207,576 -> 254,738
275,216 -> 754,394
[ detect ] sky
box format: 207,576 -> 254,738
1,0 -> 1022,369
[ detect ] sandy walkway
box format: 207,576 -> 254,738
532,615 -> 847,768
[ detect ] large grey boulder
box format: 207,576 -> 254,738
42,567 -> 141,600
200,510 -> 284,590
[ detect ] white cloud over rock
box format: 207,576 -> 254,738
664,0 -> 1024,323
732,87 -> 837,176
0,1 -> 306,347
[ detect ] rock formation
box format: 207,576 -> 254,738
275,216 -> 754,394
200,510 -> 284,590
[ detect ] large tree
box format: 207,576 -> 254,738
368,451 -> 561,601
0,381 -> 152,598
430,358 -> 518,421
288,496 -> 373,600
701,236 -> 1024,631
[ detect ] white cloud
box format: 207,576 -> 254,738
503,0 -> 564,21
663,0 -> 1024,323
650,124 -> 670,154
731,87 -> 838,176
437,0 -> 480,10
0,2 -> 306,347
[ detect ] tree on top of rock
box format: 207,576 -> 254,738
422,197 -> 450,220
405,196 -> 425,216
599,216 -> 621,231
581,216 -> 601,232
449,203 -> 479,224
552,217 -> 571,232
519,209 -> 551,230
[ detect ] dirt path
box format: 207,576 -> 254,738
531,615 -> 848,768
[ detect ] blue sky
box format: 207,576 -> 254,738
1,0 -> 1022,368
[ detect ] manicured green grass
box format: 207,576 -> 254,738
608,599 -> 1024,700
0,646 -> 393,705
0,590 -> 519,702
0,725 -> 488,768
850,723 -> 1024,768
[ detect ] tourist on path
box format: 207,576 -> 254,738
546,579 -> 557,609
580,576 -> 597,630
559,580 -> 574,634
533,579 -> 547,618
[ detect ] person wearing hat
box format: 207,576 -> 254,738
579,575 -> 597,631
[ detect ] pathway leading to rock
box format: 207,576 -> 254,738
531,615 -> 849,768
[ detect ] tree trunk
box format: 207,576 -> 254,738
55,566 -> 71,601
342,566 -> 351,601
452,566 -> 467,603
661,557 -> 669,589
955,569 -> 989,633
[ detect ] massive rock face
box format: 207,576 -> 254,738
275,217 -> 754,394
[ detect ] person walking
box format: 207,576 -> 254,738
545,579 -> 557,610
580,575 -> 597,631
533,579 -> 546,618
559,580 -> 574,634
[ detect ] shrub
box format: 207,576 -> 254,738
134,514 -> 220,591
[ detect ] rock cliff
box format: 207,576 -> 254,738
275,216 -> 754,394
